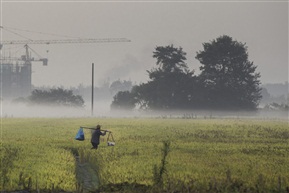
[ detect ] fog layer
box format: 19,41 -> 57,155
1,101 -> 288,120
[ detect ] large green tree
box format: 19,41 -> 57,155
132,45 -> 196,110
195,35 -> 262,110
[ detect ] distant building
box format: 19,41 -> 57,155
0,43 -> 48,100
0,61 -> 32,99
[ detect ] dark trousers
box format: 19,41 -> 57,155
91,142 -> 99,149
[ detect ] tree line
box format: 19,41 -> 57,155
13,35 -> 262,111
13,80 -> 133,108
111,35 -> 262,111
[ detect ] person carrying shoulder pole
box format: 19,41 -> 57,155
89,125 -> 108,150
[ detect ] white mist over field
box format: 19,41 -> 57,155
1,101 -> 111,118
1,101 -> 288,120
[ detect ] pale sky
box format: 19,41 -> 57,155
0,0 -> 288,88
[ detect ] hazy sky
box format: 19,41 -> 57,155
0,0 -> 288,88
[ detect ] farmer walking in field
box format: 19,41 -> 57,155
91,125 -> 107,149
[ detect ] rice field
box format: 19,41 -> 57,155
0,117 -> 288,192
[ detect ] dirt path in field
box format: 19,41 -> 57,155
75,156 -> 99,192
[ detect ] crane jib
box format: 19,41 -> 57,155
0,38 -> 131,45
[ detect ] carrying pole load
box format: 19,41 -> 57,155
80,126 -> 115,146
107,132 -> 115,146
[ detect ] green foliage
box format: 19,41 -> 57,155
111,90 -> 136,110
131,45 -> 196,110
196,35 -> 262,110
28,87 -> 84,107
113,36 -> 262,111
152,45 -> 188,74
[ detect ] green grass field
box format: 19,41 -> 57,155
1,117 -> 288,192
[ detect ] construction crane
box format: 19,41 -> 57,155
0,26 -> 131,99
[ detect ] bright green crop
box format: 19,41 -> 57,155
0,118 -> 288,192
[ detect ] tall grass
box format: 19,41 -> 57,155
0,117 -> 288,192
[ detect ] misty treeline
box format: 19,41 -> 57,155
261,82 -> 289,110
13,79 -> 133,108
11,35 -> 287,111
13,88 -> 85,107
112,35 -> 263,111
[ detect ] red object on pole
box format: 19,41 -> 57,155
91,63 -> 94,116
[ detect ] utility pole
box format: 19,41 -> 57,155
91,63 -> 94,116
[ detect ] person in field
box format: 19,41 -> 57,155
91,125 -> 107,149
